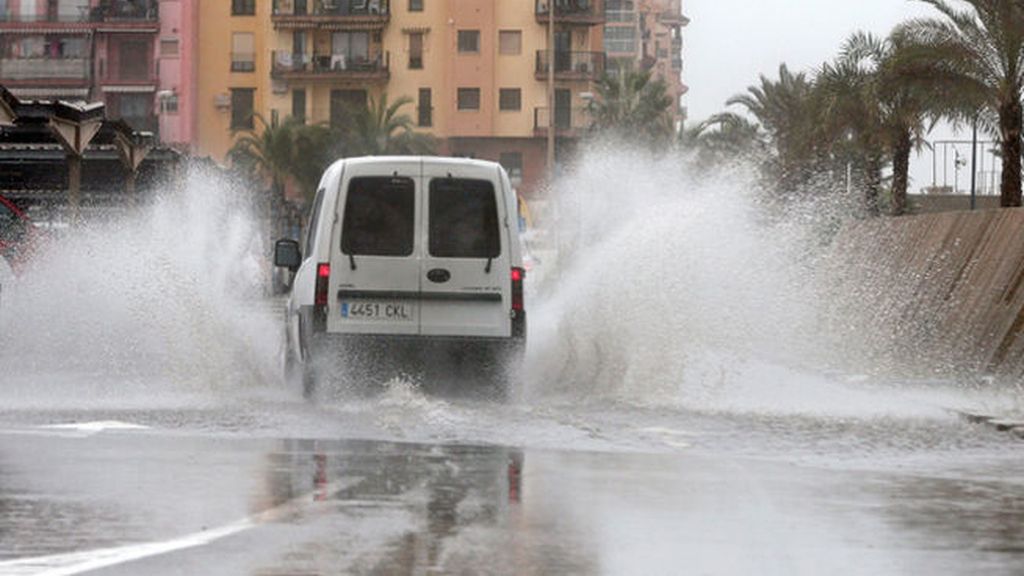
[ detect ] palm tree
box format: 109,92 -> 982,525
228,114 -> 302,199
589,67 -> 675,146
895,0 -> 1024,207
727,64 -> 824,195
679,112 -> 766,171
338,92 -> 435,156
229,114 -> 343,203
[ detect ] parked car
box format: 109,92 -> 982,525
0,194 -> 33,322
274,156 -> 527,398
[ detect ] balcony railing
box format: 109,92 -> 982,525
272,0 -> 390,27
93,0 -> 158,22
231,53 -> 256,72
535,0 -> 604,25
0,1 -> 158,23
0,57 -> 91,81
271,50 -> 390,81
536,50 -> 605,81
534,106 -> 593,136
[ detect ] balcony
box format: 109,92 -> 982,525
533,106 -> 593,138
271,51 -> 389,83
0,57 -> 91,83
535,0 -> 604,26
536,50 -> 605,81
93,0 -> 158,22
272,0 -> 389,29
0,1 -> 157,27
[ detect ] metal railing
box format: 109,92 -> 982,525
272,0 -> 389,17
231,53 -> 256,72
534,106 -> 593,132
535,0 -> 603,20
0,57 -> 91,81
536,50 -> 605,79
0,1 -> 158,23
271,50 -> 389,75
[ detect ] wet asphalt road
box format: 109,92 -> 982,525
1,400 -> 1023,576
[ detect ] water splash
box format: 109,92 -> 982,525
523,145 -> 1016,419
0,163 -> 281,407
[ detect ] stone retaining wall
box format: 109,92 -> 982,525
828,208 -> 1024,378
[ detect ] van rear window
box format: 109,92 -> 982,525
341,177 -> 415,257
429,178 -> 500,258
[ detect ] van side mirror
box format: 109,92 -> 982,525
274,238 -> 302,272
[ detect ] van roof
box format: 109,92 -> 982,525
329,155 -> 503,173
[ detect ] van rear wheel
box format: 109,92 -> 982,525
301,363 -> 318,400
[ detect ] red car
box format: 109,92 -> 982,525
0,194 -> 33,275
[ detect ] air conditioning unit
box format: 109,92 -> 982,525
214,93 -> 231,108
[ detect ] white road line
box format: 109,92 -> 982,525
0,479 -> 356,576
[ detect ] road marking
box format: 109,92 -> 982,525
39,421 -> 151,433
0,479 -> 355,576
639,426 -> 693,449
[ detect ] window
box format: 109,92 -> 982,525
457,88 -> 480,110
304,187 -> 326,255
160,39 -> 179,57
408,32 -> 423,69
231,33 -> 255,72
160,94 -> 179,114
409,0 -> 423,11
498,31 -> 521,55
499,152 -> 523,181
499,88 -> 521,111
604,26 -> 637,53
232,0 -> 255,16
332,31 -> 369,63
457,30 -> 479,53
292,89 -> 306,122
118,40 -> 150,81
429,178 -> 499,259
231,88 -> 255,129
418,88 -> 432,127
342,177 -> 416,257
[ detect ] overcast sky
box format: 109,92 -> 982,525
682,0 -> 979,193
684,0 -> 937,121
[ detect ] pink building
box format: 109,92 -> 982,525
0,0 -> 197,148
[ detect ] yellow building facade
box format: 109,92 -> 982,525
196,0 -> 625,195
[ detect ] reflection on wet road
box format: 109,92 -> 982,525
1,416 -> 1022,576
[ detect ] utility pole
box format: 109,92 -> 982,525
546,0 -> 555,182
970,115 -> 978,210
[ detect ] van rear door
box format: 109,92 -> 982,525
328,161 -> 421,336
419,165 -> 510,338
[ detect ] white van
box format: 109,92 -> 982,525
274,156 -> 527,397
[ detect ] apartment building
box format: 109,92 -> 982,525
604,0 -> 687,124
0,0 -> 197,147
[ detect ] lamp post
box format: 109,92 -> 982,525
546,0 -> 555,182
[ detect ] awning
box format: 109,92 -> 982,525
95,26 -> 159,34
7,87 -> 90,99
101,85 -> 156,93
0,27 -> 92,35
401,26 -> 431,34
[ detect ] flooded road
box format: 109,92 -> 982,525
2,157 -> 1024,574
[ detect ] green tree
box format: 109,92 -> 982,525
895,0 -> 1024,207
726,64 -> 825,195
229,114 -> 341,202
338,92 -> 435,156
679,112 -> 766,171
228,113 -> 301,199
589,67 -> 675,147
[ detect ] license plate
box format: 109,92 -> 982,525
340,301 -> 415,321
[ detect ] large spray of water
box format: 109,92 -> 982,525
0,165 -> 281,408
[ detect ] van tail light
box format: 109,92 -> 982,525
511,267 -> 524,312
511,267 -> 526,339
313,262 -> 330,331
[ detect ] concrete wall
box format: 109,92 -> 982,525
828,208 -> 1024,379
